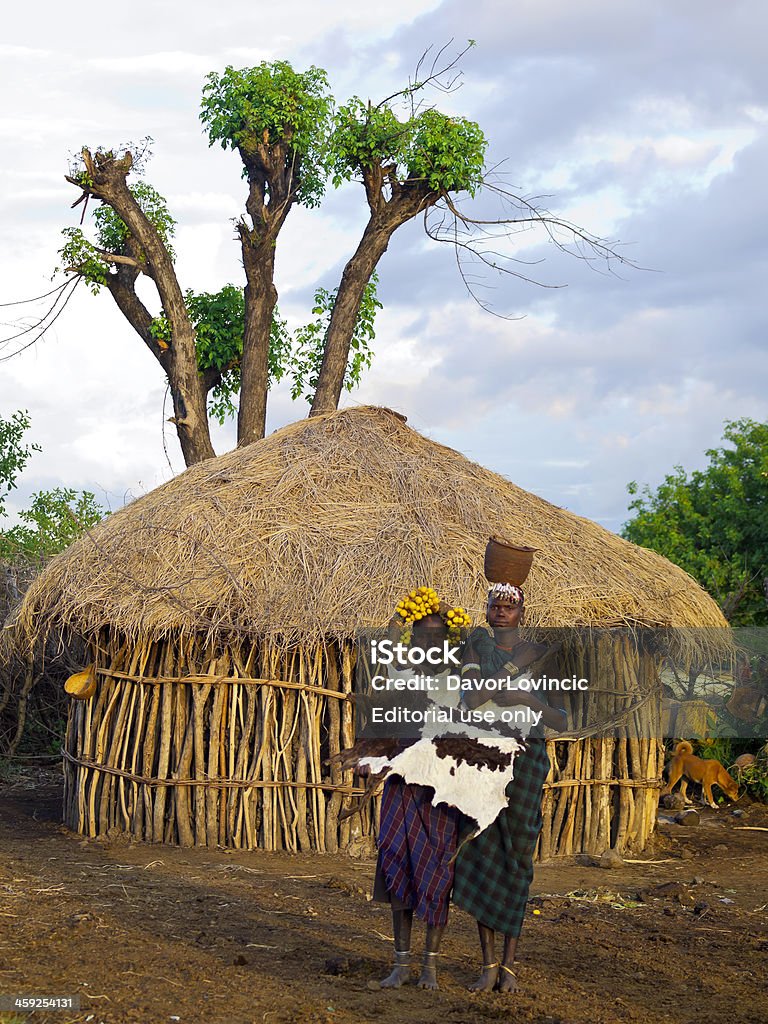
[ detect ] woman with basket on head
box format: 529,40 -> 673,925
453,540 -> 567,994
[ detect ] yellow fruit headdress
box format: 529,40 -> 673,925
393,586 -> 471,642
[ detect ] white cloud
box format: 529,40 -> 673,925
166,190 -> 241,221
1,0 -> 766,542
0,44 -> 50,58
87,52 -> 214,76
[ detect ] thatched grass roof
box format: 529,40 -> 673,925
12,406 -> 727,647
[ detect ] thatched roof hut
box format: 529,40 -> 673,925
10,406 -> 727,857
17,405 -> 724,641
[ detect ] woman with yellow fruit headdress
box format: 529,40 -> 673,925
374,587 -> 471,991
336,586 -> 471,992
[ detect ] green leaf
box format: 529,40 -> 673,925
289,272 -> 381,402
622,419 -> 768,625
0,487 -> 106,561
0,411 -> 40,516
326,97 -> 486,197
200,62 -> 333,208
58,180 -> 177,288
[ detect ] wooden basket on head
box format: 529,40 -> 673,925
484,536 -> 537,586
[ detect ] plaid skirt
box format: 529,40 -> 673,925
374,776 -> 461,928
451,738 -> 549,937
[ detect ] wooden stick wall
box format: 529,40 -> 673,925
63,633 -> 376,852
537,633 -> 664,858
63,630 -> 663,856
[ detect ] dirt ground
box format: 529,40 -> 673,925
1,769 -> 767,1024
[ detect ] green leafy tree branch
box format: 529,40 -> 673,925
0,488 -> 106,562
0,412 -> 106,562
291,273 -> 381,402
622,419 -> 768,625
0,411 -> 40,516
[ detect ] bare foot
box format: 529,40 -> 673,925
417,965 -> 439,990
496,963 -> 517,994
378,963 -> 411,989
468,963 -> 499,992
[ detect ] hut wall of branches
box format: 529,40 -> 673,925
61,635 -> 367,852
537,633 -> 665,859
8,407 -> 728,857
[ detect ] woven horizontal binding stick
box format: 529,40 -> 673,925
62,749 -> 367,794
541,778 -> 662,789
96,667 -> 351,699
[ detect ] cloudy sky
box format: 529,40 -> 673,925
1,0 -> 766,532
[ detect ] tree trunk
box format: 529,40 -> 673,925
109,198 -> 214,466
68,150 -> 215,467
720,575 -> 751,622
233,141 -> 296,447
106,271 -> 222,466
238,248 -> 277,447
309,221 -> 394,417
310,180 -> 436,417
169,338 -> 216,466
309,224 -> 391,415
105,267 -> 169,367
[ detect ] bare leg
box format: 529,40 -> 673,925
496,935 -> 518,993
417,924 -> 445,990
467,923 -> 499,992
379,908 -> 413,988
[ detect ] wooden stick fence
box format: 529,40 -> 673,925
63,629 -> 664,856
537,634 -> 664,858
63,632 -> 377,853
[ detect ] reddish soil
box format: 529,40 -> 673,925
1,768 -> 767,1024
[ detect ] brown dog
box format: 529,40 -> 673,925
661,741 -> 740,808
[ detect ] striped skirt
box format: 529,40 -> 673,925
374,776 -> 462,928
